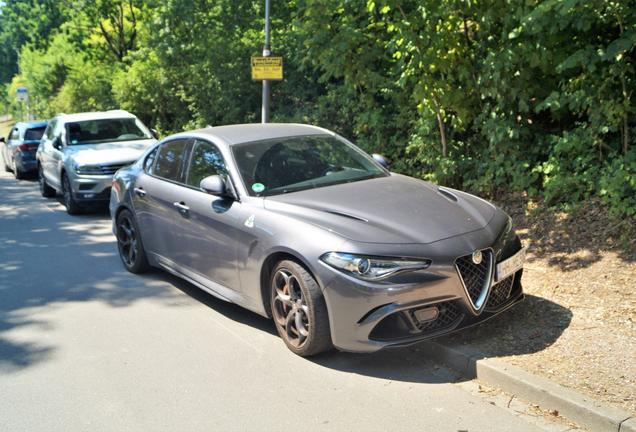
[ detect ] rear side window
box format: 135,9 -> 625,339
24,127 -> 46,141
152,140 -> 189,182
186,140 -> 227,188
10,128 -> 19,140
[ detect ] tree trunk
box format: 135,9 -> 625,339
431,94 -> 448,157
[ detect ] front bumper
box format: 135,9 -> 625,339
70,174 -> 113,202
320,229 -> 524,353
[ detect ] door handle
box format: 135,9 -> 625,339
173,201 -> 190,214
134,187 -> 146,197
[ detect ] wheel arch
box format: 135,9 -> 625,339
259,250 -> 321,318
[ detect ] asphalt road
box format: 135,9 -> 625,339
0,171 -> 559,432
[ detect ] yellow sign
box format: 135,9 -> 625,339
251,57 -> 283,80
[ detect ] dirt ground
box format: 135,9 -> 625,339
441,194 -> 636,413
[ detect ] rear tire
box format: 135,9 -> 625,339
270,260 -> 332,357
116,209 -> 150,274
62,173 -> 82,215
38,164 -> 56,197
13,162 -> 25,180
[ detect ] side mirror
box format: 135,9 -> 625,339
150,128 -> 159,139
372,153 -> 391,170
200,175 -> 227,197
52,137 -> 62,150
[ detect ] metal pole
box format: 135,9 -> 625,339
261,0 -> 271,123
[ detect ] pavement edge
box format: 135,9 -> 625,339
421,341 -> 635,432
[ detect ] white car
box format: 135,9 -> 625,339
37,110 -> 156,214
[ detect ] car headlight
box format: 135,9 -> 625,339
320,252 -> 431,281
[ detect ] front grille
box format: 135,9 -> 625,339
77,163 -> 128,176
486,275 -> 515,311
409,301 -> 463,334
456,249 -> 493,309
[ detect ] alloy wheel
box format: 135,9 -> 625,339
272,269 -> 310,348
117,214 -> 138,268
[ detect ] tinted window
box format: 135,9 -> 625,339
153,140 -> 189,182
65,118 -> 152,145
143,147 -> 158,173
24,126 -> 46,141
232,135 -> 387,196
10,128 -> 19,140
186,140 -> 227,188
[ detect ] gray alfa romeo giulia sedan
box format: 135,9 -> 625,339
110,124 -> 526,356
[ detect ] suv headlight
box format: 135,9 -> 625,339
320,252 -> 431,281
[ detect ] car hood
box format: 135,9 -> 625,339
66,139 -> 155,166
263,174 -> 497,244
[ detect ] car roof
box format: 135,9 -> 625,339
55,110 -> 137,123
13,120 -> 48,129
183,123 -> 335,146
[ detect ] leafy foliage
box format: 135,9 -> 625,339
0,0 -> 634,217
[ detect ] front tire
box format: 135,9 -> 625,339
62,173 -> 82,215
270,260 -> 332,357
38,164 -> 56,197
116,209 -> 150,274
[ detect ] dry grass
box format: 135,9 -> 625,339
442,194 -> 636,413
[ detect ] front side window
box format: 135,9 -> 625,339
44,120 -> 57,140
143,147 -> 159,173
152,140 -> 189,182
231,135 -> 387,196
65,118 -> 152,146
186,140 -> 228,189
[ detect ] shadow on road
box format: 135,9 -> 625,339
0,174 -> 572,385
0,175 -> 182,372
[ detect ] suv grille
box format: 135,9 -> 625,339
486,275 -> 515,311
456,249 -> 493,309
409,301 -> 463,334
77,163 -> 128,176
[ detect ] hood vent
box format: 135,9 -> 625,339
323,209 -> 368,222
438,187 -> 458,202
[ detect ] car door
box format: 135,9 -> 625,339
173,139 -> 244,293
39,120 -> 63,188
131,138 -> 192,262
6,126 -> 19,165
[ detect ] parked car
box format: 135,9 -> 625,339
37,110 -> 156,214
1,120 -> 48,179
110,124 -> 526,357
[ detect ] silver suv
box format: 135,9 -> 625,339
37,110 -> 156,214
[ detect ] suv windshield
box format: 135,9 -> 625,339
66,118 -> 152,145
232,135 -> 387,196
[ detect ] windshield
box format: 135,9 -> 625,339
24,126 -> 46,141
231,135 -> 388,196
65,118 -> 152,145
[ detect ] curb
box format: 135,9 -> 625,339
420,340 -> 634,432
